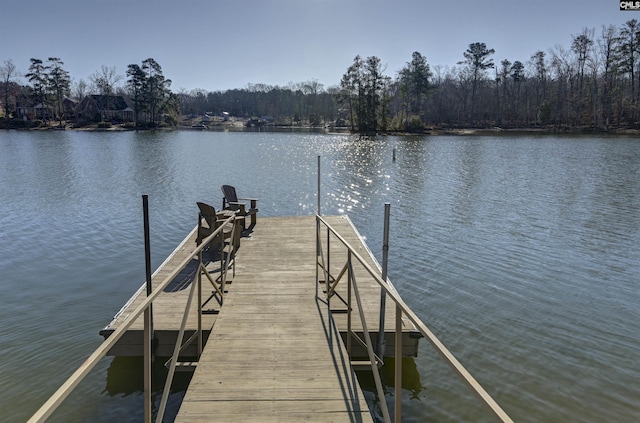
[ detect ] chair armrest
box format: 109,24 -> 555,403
228,202 -> 246,214
216,211 -> 234,220
238,197 -> 259,208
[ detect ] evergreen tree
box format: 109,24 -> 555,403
339,55 -> 387,133
530,51 -> 547,124
126,59 -> 175,127
340,55 -> 364,131
25,58 -> 48,121
46,57 -> 71,126
126,63 -> 146,127
142,58 -> 165,125
459,42 -> 495,122
510,60 -> 525,124
397,51 -> 432,128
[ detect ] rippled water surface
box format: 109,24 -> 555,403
1,130 -> 638,422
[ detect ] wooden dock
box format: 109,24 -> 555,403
100,215 -> 420,421
100,215 -> 420,357
175,216 -> 374,422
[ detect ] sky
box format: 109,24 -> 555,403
2,0 -> 636,93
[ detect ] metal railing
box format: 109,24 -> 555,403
315,214 -> 514,423
28,213 -> 238,423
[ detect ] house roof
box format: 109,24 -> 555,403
88,95 -> 131,111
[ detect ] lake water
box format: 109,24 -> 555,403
1,130 -> 638,422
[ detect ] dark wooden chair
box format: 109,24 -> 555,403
221,185 -> 259,229
196,201 -> 238,311
196,201 -> 234,247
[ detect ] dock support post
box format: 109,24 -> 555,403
316,156 -> 320,298
377,203 -> 390,359
142,195 -> 153,423
395,303 -> 403,423
317,155 -> 321,215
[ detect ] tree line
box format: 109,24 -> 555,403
3,20 -> 640,132
1,57 -> 178,128
342,20 -> 640,132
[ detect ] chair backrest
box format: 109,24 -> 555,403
221,185 -> 239,210
197,201 -> 217,226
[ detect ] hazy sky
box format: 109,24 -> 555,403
2,0 -> 635,93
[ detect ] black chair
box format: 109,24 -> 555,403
220,185 -> 258,229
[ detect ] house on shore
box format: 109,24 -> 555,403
16,102 -> 55,121
76,95 -> 134,122
15,97 -> 77,121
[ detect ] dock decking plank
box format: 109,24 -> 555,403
175,216 -> 374,422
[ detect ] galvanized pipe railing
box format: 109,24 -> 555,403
27,213 -> 236,423
315,214 -> 514,423
316,220 -> 390,422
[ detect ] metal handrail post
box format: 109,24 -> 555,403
142,195 -> 153,423
197,250 -> 203,357
346,250 -> 352,356
395,303 -> 403,423
315,219 -> 319,297
377,203 -> 390,358
316,156 -> 321,297
325,226 -> 331,308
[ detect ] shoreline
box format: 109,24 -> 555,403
3,120 -> 640,136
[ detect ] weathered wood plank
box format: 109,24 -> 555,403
175,216 -> 374,422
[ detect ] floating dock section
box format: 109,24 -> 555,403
100,215 -> 420,358
100,215 -> 420,422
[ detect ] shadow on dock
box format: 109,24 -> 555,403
163,248 -> 224,292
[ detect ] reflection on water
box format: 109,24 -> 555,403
1,131 -> 639,422
104,356 -> 193,397
357,357 -> 425,399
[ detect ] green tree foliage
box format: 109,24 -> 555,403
11,20 -> 640,132
24,57 -> 70,125
46,57 -> 71,126
126,64 -> 146,127
26,58 -> 48,120
459,42 -> 495,121
397,51 -> 432,129
340,55 -> 363,131
126,58 -> 177,127
510,60 -> 525,122
530,51 -> 547,123
142,58 -> 171,126
340,55 -> 388,133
